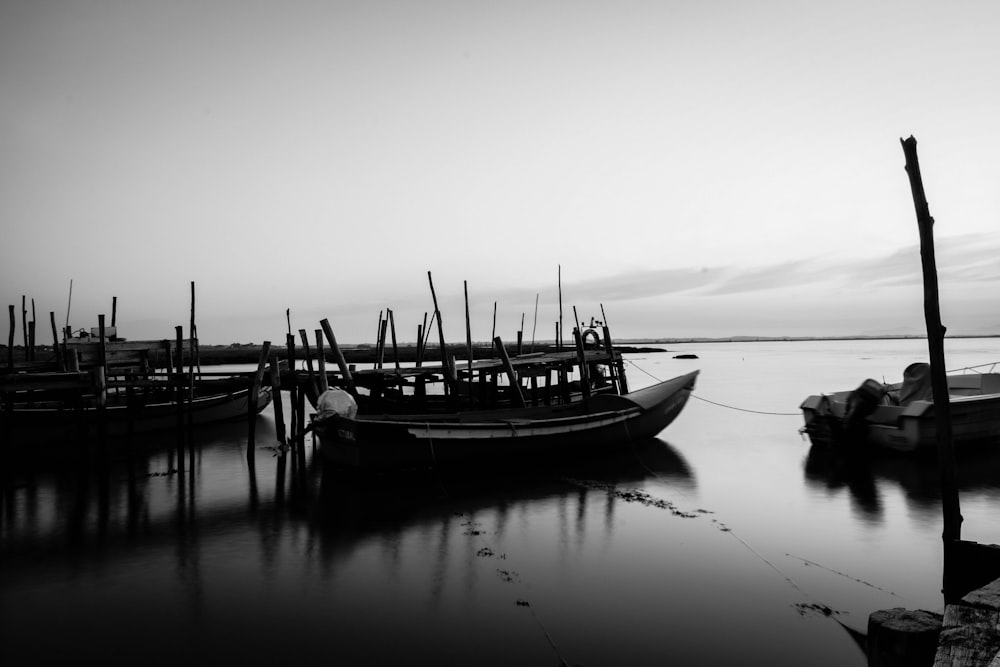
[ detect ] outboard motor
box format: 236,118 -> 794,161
843,378 -> 885,435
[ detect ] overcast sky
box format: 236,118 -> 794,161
3,0 -> 1000,346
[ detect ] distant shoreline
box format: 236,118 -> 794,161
4,334 -> 998,367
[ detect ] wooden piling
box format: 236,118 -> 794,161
416,323 -> 424,368
174,325 -> 185,472
6,305 -> 13,372
247,341 -> 271,464
901,135 -> 963,601
388,309 -> 400,371
572,326 -> 591,400
314,330 -> 328,393
298,329 -> 319,397
28,320 -> 35,362
602,325 -> 627,394
867,608 -> 941,667
320,318 -> 357,397
493,336 -> 525,408
427,271 -> 457,399
91,314 -> 109,445
558,265 -> 564,350
464,281 -> 473,379
286,333 -> 298,444
374,310 -> 384,369
189,282 -> 200,372
269,355 -> 286,447
530,294 -> 539,352
491,301 -> 497,357
21,296 -> 27,353
416,311 -> 428,367
49,312 -> 63,370
377,317 -> 388,370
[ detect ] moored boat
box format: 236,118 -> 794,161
309,348 -> 698,469
799,362 -> 1000,453
3,375 -> 273,443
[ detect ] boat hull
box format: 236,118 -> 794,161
314,371 -> 698,469
5,386 -> 273,444
801,389 -> 1000,453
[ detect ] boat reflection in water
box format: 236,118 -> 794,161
3,413 -> 869,667
2,433 -> 727,666
803,441 -> 1000,523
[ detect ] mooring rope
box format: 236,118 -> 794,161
624,359 -> 800,416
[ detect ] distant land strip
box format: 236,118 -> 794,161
4,334 -> 998,366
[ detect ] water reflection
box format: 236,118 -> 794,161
6,433 -> 871,666
311,437 -> 695,536
803,442 -> 1000,520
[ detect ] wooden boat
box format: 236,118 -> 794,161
799,362 -> 1000,453
311,362 -> 699,469
3,374 -> 273,443
3,334 -> 273,444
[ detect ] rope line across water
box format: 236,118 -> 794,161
624,359 -> 801,417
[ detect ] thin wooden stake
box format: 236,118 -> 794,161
388,309 -> 400,371
464,281 -> 473,378
314,330 -> 328,393
493,336 -> 525,408
298,329 -> 318,397
531,293 -> 539,352
247,341 -> 271,464
269,355 -> 286,447
428,271 -> 456,397
320,318 -> 357,396
558,265 -> 564,350
50,312 -> 63,370
7,305 -> 14,372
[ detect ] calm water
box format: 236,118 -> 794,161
5,338 -> 1000,666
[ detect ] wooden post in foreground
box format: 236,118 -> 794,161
901,135 -> 963,600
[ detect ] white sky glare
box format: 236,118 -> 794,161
3,0 -> 1000,345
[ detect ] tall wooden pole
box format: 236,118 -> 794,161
298,329 -> 319,397
247,341 -> 271,466
374,310 -> 384,369
558,265 -> 564,350
427,271 -> 456,397
7,305 -> 15,372
530,293 -> 539,352
320,318 -> 356,396
901,135 -> 963,597
464,281 -> 473,378
314,330 -> 328,393
49,312 -> 63,370
21,296 -> 27,353
65,279 -> 73,335
190,282 -> 200,373
388,309 -> 400,371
